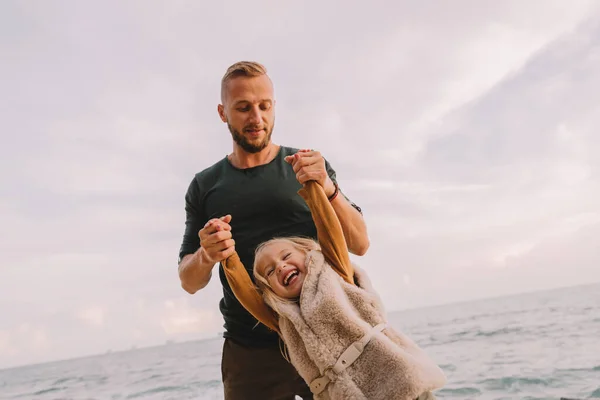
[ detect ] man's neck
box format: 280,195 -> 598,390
229,143 -> 280,169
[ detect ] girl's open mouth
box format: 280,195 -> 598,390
283,270 -> 299,286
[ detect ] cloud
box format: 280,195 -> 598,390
77,306 -> 107,328
160,298 -> 222,335
30,328 -> 50,350
351,17 -> 600,305
0,331 -> 12,356
0,325 -> 50,361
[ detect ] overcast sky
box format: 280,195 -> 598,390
1,0 -> 599,369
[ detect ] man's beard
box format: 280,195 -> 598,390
228,123 -> 274,154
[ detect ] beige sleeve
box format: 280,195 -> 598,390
298,181 -> 354,285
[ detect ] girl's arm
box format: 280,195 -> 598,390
298,181 -> 355,285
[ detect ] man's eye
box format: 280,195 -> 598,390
260,103 -> 271,111
237,107 -> 249,112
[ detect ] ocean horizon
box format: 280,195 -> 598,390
1,282 -> 599,399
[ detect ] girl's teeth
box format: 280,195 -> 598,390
284,271 -> 298,286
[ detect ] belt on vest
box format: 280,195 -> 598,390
309,323 -> 386,395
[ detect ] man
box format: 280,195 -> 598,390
178,61 -> 369,399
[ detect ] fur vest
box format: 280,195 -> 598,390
266,250 -> 447,400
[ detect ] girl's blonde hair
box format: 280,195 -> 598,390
252,237 -> 321,312
253,236 -> 321,363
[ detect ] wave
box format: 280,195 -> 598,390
31,387 -> 66,396
554,365 -> 600,374
190,379 -> 222,389
478,376 -> 555,390
436,386 -> 481,396
130,373 -> 164,385
428,325 -> 528,346
439,363 -> 457,372
475,326 -> 525,338
126,385 -> 186,399
52,377 -> 73,385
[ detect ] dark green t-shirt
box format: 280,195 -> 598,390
179,146 -> 359,346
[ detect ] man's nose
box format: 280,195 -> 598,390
248,106 -> 261,124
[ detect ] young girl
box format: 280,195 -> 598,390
252,234 -> 447,400
220,181 -> 447,399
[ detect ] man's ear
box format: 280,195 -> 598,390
217,104 -> 227,123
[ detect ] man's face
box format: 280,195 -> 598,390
218,74 -> 275,153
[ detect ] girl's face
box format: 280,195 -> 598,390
255,240 -> 308,299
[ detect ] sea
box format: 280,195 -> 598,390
1,283 -> 599,400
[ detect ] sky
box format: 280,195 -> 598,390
1,0 -> 599,369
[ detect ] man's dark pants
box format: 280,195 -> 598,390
221,338 -> 313,400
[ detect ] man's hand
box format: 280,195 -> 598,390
284,149 -> 336,197
198,214 -> 235,263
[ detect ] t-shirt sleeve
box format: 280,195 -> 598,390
178,177 -> 206,264
324,158 -> 363,215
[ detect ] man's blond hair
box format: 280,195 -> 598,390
221,61 -> 268,103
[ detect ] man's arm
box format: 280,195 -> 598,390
178,250 -> 215,293
178,215 -> 235,294
178,177 -> 235,293
285,150 -> 370,256
324,179 -> 369,256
